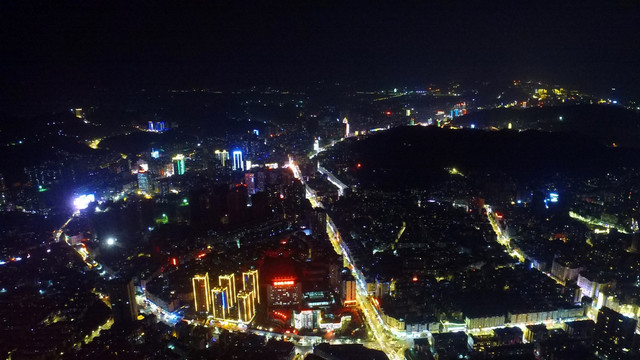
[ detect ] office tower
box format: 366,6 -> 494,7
107,277 -> 138,326
233,150 -> 244,171
137,170 -> 150,193
172,154 -> 185,175
211,287 -> 228,320
237,290 -> 255,323
192,273 -> 211,313
219,274 -> 237,307
214,150 -> 229,167
243,269 -> 260,304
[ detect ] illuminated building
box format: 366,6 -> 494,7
73,108 -> 84,119
211,287 -> 229,320
243,269 -> 260,304
148,120 -> 166,132
342,279 -> 356,306
267,278 -> 301,307
551,259 -> 583,283
343,117 -> 349,138
192,273 -> 211,313
293,309 -> 319,330
172,154 -> 185,175
233,150 -> 244,171
162,163 -> 174,177
594,307 -> 636,358
237,290 -> 255,323
134,159 -> 149,173
219,274 -> 237,307
214,150 -> 229,167
577,273 -> 615,300
137,170 -> 150,193
302,291 -> 333,308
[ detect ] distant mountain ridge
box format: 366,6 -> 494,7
454,105 -> 640,148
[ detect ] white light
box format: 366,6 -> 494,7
73,194 -> 95,210
106,238 -> 116,246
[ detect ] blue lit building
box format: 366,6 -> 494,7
233,150 -> 244,171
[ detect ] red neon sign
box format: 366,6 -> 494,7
273,280 -> 295,287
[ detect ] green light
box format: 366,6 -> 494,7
155,213 -> 169,225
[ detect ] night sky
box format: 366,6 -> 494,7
1,0 -> 639,112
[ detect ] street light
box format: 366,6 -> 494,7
106,237 -> 116,246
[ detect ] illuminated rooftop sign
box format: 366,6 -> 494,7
273,280 -> 295,287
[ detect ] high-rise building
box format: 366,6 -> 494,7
107,277 -> 138,327
245,173 -> 256,195
233,150 -> 244,171
137,170 -> 150,193
162,163 -> 174,177
148,120 -> 166,132
211,287 -> 229,320
237,290 -> 255,323
192,273 -> 211,313
243,269 -> 260,304
214,150 -> 229,167
219,274 -> 237,308
343,117 -> 349,138
172,154 -> 185,175
267,277 -> 301,307
594,306 -> 637,358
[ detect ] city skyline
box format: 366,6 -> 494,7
2,2 -> 640,359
